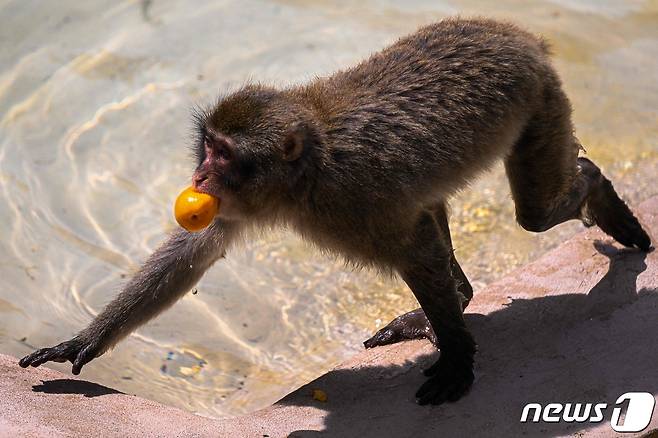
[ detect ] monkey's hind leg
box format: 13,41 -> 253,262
505,87 -> 651,251
364,203 -> 472,349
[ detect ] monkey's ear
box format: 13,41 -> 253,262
281,122 -> 313,161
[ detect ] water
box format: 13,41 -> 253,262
1,0 -> 656,418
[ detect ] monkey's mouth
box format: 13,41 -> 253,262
193,172 -> 222,196
193,183 -> 216,197
194,182 -> 241,220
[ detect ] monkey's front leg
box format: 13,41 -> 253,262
363,258 -> 471,348
20,221 -> 234,374
399,212 -> 476,405
365,203 -> 472,349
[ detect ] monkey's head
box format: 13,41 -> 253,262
192,85 -> 322,221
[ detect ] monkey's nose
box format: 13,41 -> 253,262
193,173 -> 208,189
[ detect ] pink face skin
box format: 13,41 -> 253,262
192,134 -> 242,221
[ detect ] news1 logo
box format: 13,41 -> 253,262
520,392 -> 655,432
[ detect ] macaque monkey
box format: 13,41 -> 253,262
21,18 -> 651,405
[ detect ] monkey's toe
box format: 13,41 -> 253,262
578,157 -> 651,251
422,359 -> 442,377
415,358 -> 474,405
586,179 -> 651,251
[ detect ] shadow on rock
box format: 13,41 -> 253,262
32,379 -> 122,397
282,243 -> 655,437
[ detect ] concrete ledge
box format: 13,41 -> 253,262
1,197 -> 656,437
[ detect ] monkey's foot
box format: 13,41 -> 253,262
19,337 -> 101,375
578,157 -> 651,251
416,355 -> 474,405
363,308 -> 436,348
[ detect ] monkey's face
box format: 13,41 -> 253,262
191,87 -> 318,221
192,131 -> 262,220
191,125 -> 310,222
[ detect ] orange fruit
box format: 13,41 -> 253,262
174,186 -> 219,232
312,389 -> 328,402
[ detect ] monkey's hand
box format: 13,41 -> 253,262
18,226 -> 234,376
364,308 -> 437,348
19,336 -> 102,375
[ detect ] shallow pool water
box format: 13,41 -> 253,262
1,0 -> 656,418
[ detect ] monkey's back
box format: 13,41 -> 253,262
318,18 -> 556,200
292,19 -> 567,265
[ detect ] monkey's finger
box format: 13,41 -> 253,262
19,350 -> 44,367
363,328 -> 399,349
417,375 -> 460,405
425,329 -> 438,346
421,382 -> 458,405
19,348 -> 60,368
72,345 -> 96,375
446,379 -> 472,402
422,359 -> 442,377
19,351 -> 39,367
416,376 -> 446,405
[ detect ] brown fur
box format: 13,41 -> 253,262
20,18 -> 650,405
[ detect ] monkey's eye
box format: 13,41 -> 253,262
205,136 -> 233,162
216,143 -> 231,161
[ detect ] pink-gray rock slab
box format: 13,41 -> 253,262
1,196 -> 656,437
